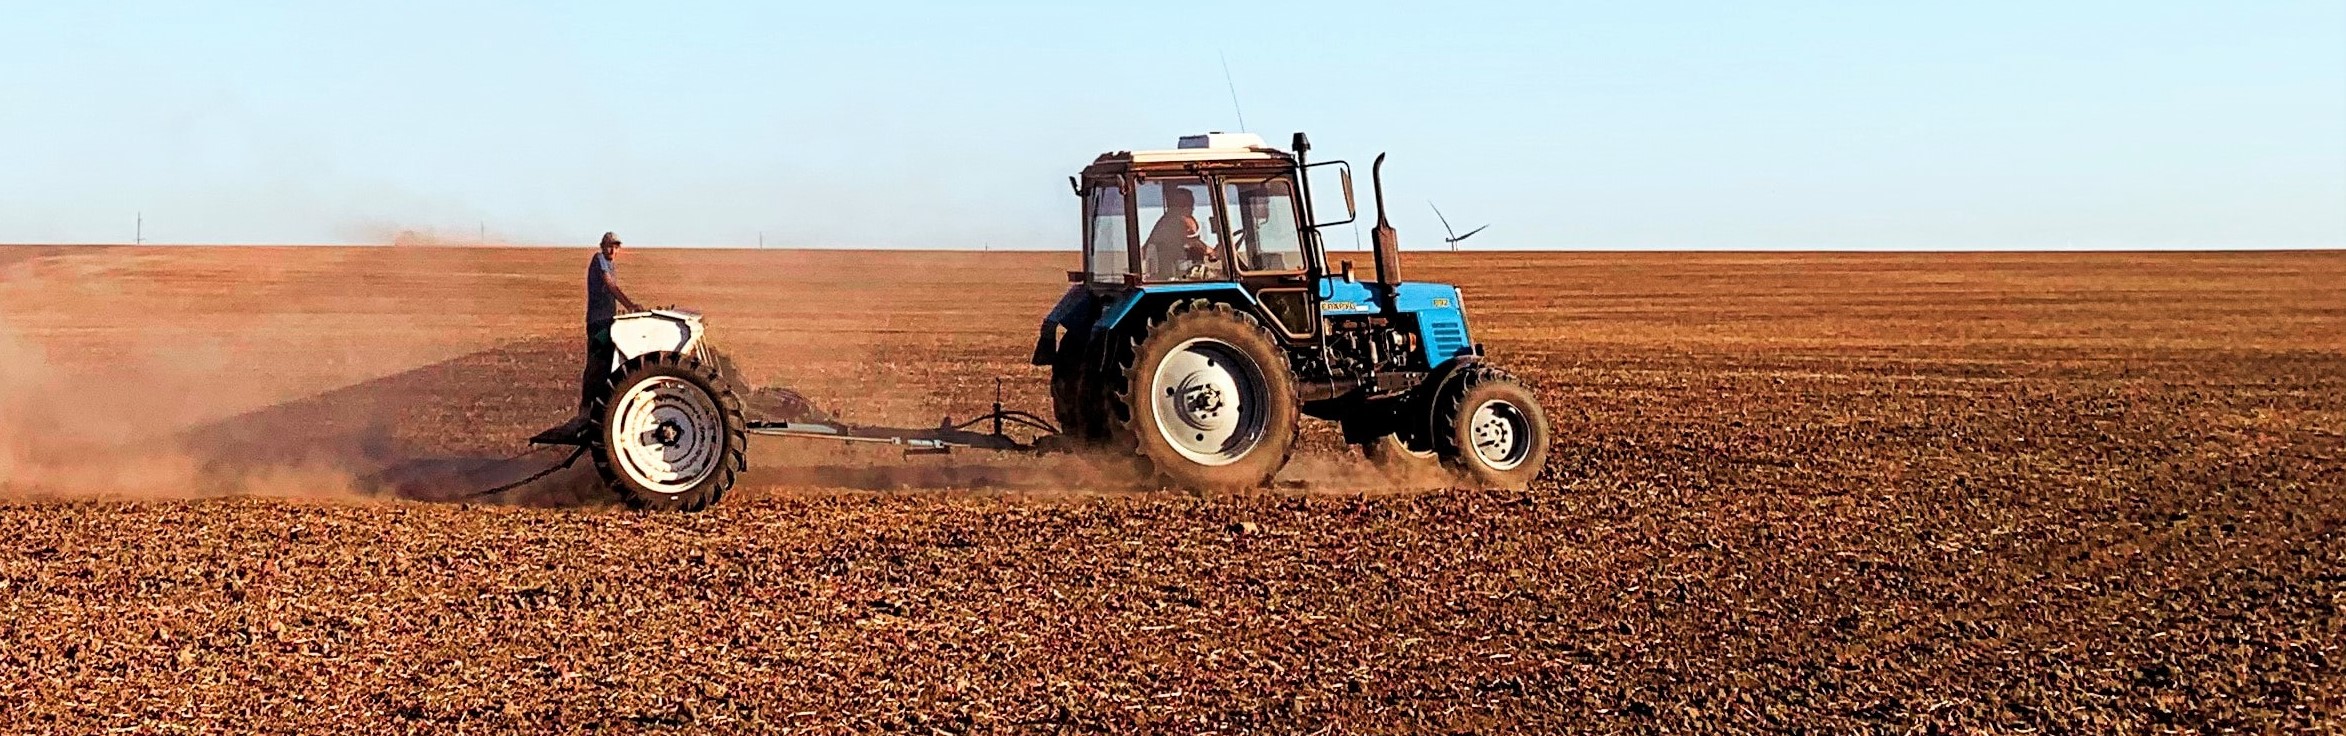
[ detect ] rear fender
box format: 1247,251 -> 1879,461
1032,285 -> 1101,365
1082,284 -> 1264,379
1086,284 -> 1260,344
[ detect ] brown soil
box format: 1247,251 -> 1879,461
0,246 -> 2339,732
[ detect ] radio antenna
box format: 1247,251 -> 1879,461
1219,51 -> 1248,133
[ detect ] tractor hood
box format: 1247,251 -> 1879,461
1316,279 -> 1462,316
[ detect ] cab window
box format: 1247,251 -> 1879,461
1222,179 -> 1304,273
1134,178 -> 1224,282
1085,182 -> 1128,281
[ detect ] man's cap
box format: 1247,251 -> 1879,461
600,232 -> 622,247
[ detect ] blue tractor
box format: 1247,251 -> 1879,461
1035,132 -> 1551,491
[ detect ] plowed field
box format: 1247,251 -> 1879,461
1,247 -> 2340,733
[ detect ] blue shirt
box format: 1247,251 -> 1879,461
586,251 -> 617,324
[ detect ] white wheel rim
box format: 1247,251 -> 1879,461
1468,399 -> 1532,471
609,376 -> 724,494
1149,337 -> 1269,466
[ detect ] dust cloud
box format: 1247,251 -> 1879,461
337,221 -> 530,248
0,320 -> 361,501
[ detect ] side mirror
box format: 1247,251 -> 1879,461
1340,169 -> 1356,219
1303,160 -> 1357,228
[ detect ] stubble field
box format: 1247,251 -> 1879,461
0,246 -> 2340,733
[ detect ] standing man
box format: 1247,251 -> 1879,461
577,231 -> 643,426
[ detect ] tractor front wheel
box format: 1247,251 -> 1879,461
591,351 -> 748,511
1431,365 -> 1550,490
1112,300 -> 1300,491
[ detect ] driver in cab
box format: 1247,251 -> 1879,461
1142,187 -> 1222,280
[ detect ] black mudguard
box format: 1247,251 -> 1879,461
1032,285 -> 1099,365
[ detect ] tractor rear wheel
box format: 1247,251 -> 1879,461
1431,365 -> 1549,490
1111,299 -> 1300,491
591,351 -> 748,512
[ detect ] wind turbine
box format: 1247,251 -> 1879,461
1429,202 -> 1487,251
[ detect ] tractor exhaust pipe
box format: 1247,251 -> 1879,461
1369,153 -> 1403,313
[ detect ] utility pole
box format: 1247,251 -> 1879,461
479,222 -> 487,245
135,212 -> 143,245
758,231 -> 764,249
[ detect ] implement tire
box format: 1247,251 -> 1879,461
591,351 -> 748,512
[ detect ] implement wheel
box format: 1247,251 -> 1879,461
1110,299 -> 1300,491
591,351 -> 748,511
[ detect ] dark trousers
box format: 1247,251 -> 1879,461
580,321 -> 616,414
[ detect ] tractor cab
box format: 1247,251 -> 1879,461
1068,132 -> 1354,340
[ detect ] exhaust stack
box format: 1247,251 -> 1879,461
1369,154 -> 1403,313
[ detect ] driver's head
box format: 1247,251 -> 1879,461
1164,187 -> 1195,211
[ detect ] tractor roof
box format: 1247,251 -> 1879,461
1087,132 -> 1294,171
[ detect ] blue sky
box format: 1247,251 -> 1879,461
2,1 -> 2341,249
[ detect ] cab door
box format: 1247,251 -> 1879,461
1218,177 -> 1318,340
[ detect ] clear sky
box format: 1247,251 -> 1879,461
3,1 -> 2341,249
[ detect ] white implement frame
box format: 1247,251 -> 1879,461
610,309 -> 707,367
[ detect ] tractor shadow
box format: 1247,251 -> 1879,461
180,336 -> 618,508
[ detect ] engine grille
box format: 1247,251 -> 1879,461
1427,319 -> 1468,359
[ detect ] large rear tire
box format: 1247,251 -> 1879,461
1431,366 -> 1549,490
1110,299 -> 1300,491
591,351 -> 748,512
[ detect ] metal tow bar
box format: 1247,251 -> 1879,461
747,379 -> 1058,455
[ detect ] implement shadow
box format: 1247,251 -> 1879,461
179,336 -> 614,507
180,334 -> 1153,501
